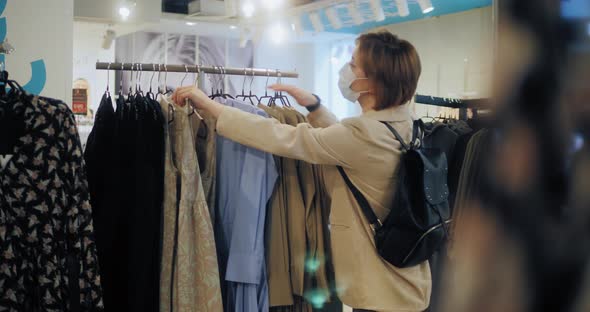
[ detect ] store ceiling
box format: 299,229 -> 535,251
299,0 -> 493,34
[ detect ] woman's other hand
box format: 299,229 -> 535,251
268,84 -> 318,107
172,86 -> 224,118
172,86 -> 209,109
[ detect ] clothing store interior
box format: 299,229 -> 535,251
1,0 -> 590,311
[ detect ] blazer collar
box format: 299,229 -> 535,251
362,104 -> 412,122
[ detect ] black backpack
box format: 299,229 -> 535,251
337,120 -> 451,268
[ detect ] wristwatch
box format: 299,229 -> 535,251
306,94 -> 322,113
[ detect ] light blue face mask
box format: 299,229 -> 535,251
338,62 -> 369,103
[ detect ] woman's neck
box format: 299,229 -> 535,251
359,95 -> 376,113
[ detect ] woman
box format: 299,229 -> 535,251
172,31 -> 431,312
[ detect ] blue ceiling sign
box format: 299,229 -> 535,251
301,0 -> 493,34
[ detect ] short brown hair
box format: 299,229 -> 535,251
356,31 -> 421,110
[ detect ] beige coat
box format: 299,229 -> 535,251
216,103 -> 431,312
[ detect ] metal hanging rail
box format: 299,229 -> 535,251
96,62 -> 299,78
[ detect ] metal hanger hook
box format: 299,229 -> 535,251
119,62 -> 125,93
181,65 -> 189,86
264,69 -> 270,96
150,64 -> 156,92
164,64 -> 169,91
241,68 -> 247,95
106,62 -> 111,93
194,65 -> 200,86
249,68 -> 255,94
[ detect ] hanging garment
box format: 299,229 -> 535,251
213,98 -> 278,312
195,112 -> 217,225
289,110 -> 331,299
257,105 -> 294,307
159,98 -> 223,312
214,104 -> 432,311
85,93 -> 165,311
257,106 -> 337,311
84,94 -> 120,310
423,122 -> 459,167
451,129 -> 492,238
276,110 -> 307,299
0,95 -> 104,311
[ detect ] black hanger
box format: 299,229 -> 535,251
209,66 -> 225,100
260,69 -> 273,106
0,66 -> 26,157
421,109 -> 436,123
236,68 -> 249,102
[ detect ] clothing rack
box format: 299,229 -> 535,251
96,62 -> 299,78
414,94 -> 489,120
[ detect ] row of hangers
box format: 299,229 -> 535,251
103,63 -> 297,125
103,63 -> 201,124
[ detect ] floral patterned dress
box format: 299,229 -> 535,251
0,96 -> 104,311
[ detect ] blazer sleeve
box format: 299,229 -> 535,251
216,106 -> 366,168
307,105 -> 339,128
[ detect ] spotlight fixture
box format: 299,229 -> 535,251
395,0 -> 410,17
417,0 -> 434,14
242,2 -> 255,18
309,11 -> 324,33
369,0 -> 385,22
347,2 -> 364,25
325,7 -> 342,29
102,29 -> 116,50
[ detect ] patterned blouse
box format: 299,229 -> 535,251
0,95 -> 104,311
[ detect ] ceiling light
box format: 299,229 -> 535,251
309,11 -> 324,33
369,0 -> 385,22
242,2 -> 255,18
118,6 -> 131,19
186,21 -> 196,26
347,2 -> 364,25
417,0 -> 434,14
395,0 -> 410,17
270,23 -> 286,44
230,25 -> 237,30
325,7 -> 343,29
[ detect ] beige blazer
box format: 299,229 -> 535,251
216,104 -> 431,312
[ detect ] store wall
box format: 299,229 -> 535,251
375,7 -> 494,117
2,0 -> 74,103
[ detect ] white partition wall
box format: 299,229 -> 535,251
2,0 -> 74,104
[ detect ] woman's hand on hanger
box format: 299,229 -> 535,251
172,86 -> 224,118
268,84 -> 318,107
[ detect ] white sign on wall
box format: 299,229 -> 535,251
1,0 -> 73,104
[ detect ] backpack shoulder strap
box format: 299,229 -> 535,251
380,121 -> 410,151
337,166 -> 382,232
